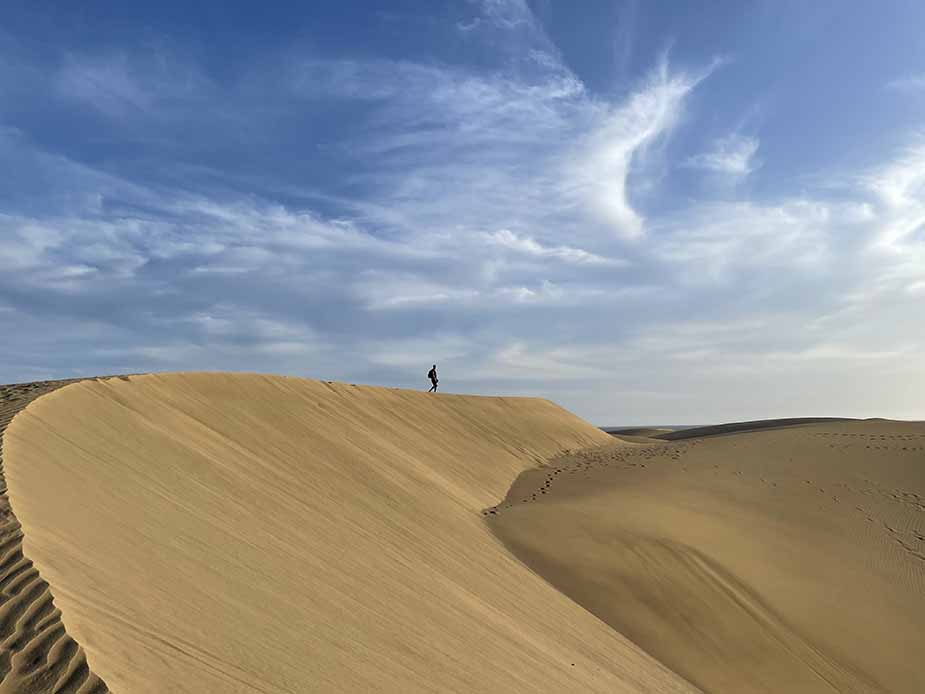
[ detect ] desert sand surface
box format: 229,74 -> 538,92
489,419 -> 925,693
2,372 -> 700,694
0,379 -> 109,694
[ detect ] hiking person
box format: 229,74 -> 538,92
427,364 -> 438,392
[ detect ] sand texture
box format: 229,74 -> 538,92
0,379 -> 109,693
3,373 -> 699,694
489,420 -> 925,693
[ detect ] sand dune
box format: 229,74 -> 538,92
4,372 -> 921,693
489,420 -> 925,693
2,373 -> 699,694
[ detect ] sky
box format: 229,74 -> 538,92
2,0 -> 924,424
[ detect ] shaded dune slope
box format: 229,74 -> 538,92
489,421 -> 925,693
0,379 -> 110,694
603,428 -> 676,439
4,373 -> 700,694
655,418 -> 856,441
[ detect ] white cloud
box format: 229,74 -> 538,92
484,229 -> 624,266
864,144 -> 925,212
567,58 -> 713,239
56,54 -> 151,115
478,0 -> 533,30
860,143 -> 925,296
189,308 -> 315,343
366,335 -> 473,368
55,52 -> 211,117
355,273 -> 481,310
466,341 -> 609,381
652,199 -> 833,283
887,75 -> 925,92
765,344 -> 913,362
278,27 -> 712,252
456,17 -> 481,33
496,279 -> 564,303
0,220 -> 61,270
685,134 -> 760,176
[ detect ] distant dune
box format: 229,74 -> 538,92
602,427 -> 677,438
489,419 -> 925,693
653,417 -> 858,440
2,373 -> 922,693
1,373 -> 696,693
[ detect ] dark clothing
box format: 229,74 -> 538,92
428,367 -> 438,392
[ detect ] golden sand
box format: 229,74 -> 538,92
3,373 -> 694,693
3,372 -> 922,692
490,423 -> 925,693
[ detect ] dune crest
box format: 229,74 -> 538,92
4,373 -> 698,693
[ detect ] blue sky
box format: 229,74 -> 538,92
2,0 -> 924,424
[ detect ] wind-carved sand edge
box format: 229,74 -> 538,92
0,378 -> 116,694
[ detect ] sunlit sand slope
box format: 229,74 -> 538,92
4,373 -> 699,694
489,420 -> 925,693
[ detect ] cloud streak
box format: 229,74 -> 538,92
685,134 -> 760,176
887,75 -> 925,92
484,229 -> 625,266
568,58 -> 714,239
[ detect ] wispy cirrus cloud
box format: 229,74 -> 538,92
684,133 -> 760,176
652,199 -> 833,284
484,229 -> 625,266
567,58 -> 715,239
886,75 -> 925,92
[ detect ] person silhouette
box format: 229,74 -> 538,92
427,364 -> 438,392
